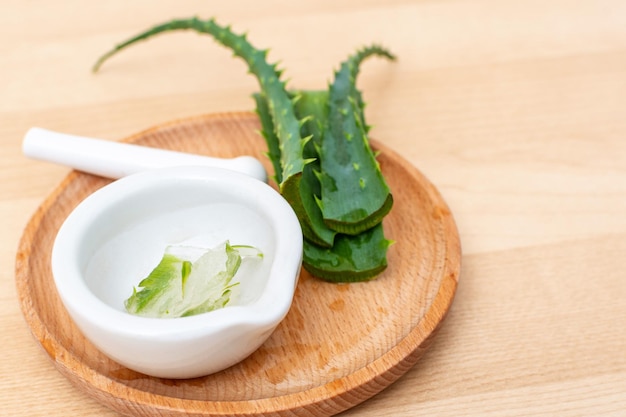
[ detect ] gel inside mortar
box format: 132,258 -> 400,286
83,202 -> 275,312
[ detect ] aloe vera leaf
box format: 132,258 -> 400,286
291,90 -> 338,247
93,17 -> 314,233
302,223 -> 392,282
253,91 -> 336,247
317,45 -> 395,235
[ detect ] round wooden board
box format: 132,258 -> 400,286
15,112 -> 461,417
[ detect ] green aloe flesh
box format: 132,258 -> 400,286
94,17 -> 395,282
317,46 -> 395,235
125,242 -> 262,318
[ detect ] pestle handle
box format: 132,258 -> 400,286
22,127 -> 268,182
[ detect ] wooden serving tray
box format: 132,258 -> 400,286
15,112 -> 461,417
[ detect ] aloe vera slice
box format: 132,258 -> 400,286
317,45 -> 395,235
125,242 -> 262,318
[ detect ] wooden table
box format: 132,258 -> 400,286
2,1 -> 625,415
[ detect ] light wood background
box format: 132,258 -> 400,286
2,1 -> 625,416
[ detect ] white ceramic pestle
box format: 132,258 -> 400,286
22,127 -> 268,182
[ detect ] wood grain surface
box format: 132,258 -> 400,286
15,113 -> 460,416
2,1 -> 626,416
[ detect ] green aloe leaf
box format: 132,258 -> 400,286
317,45 -> 395,234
